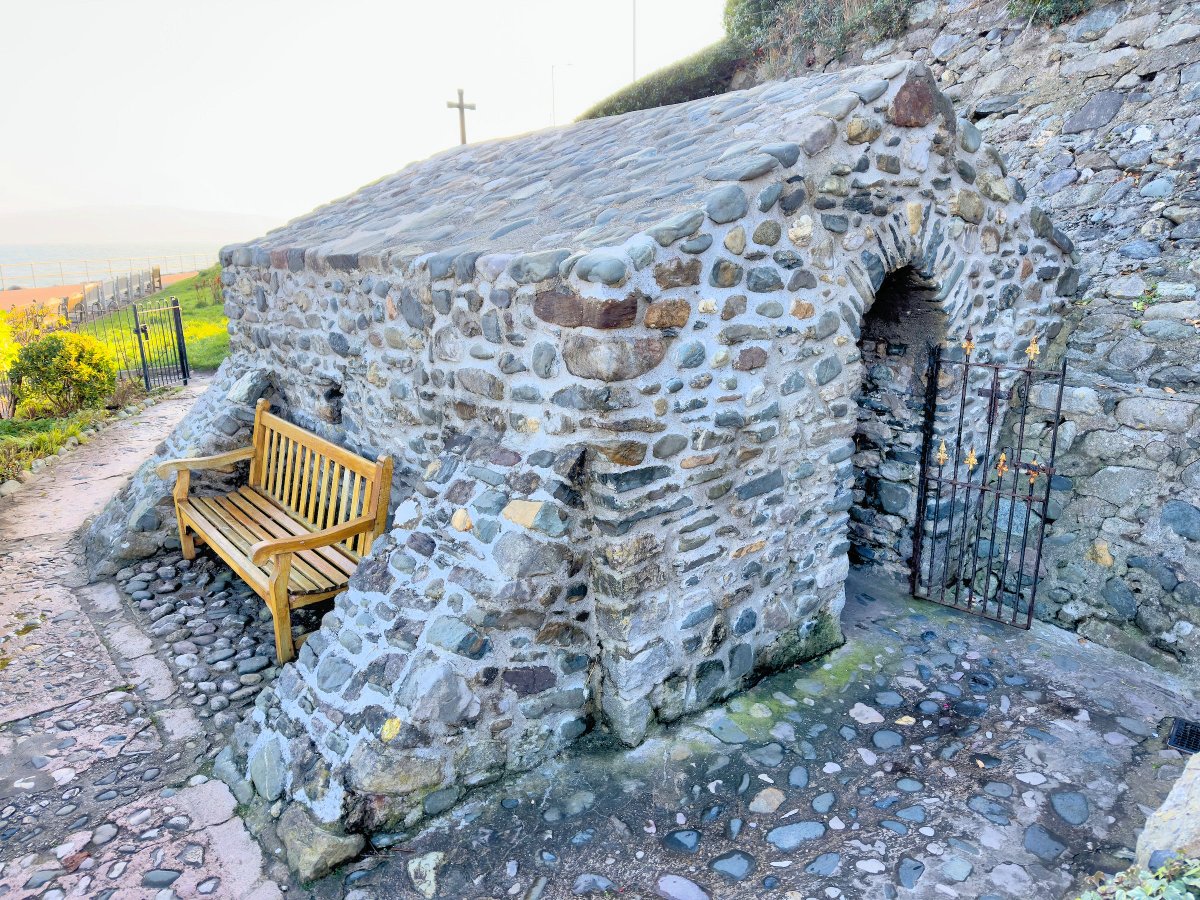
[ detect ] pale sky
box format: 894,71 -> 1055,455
1,0 -> 726,230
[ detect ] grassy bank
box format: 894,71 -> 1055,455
579,39 -> 744,120
78,265 -> 229,372
0,408 -> 108,481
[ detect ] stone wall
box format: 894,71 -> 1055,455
747,0 -> 1200,669
1136,748 -> 1200,868
75,61 -> 1075,840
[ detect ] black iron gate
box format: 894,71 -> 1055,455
129,298 -> 190,390
911,331 -> 1067,628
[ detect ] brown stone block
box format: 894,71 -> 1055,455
735,346 -> 768,371
645,299 -> 692,329
680,453 -> 719,470
593,440 -> 649,466
791,299 -> 815,319
887,75 -> 936,127
534,286 -> 639,329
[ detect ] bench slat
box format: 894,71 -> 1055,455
178,502 -> 269,595
231,487 -> 359,579
213,493 -> 341,591
182,499 -> 344,613
262,412 -> 378,479
189,495 -> 332,594
236,487 -> 361,576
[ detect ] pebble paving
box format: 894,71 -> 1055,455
301,573 -> 1197,900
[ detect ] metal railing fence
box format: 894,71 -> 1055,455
0,253 -> 215,291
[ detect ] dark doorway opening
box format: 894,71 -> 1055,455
850,267 -> 946,580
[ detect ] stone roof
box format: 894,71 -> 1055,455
229,60 -> 930,269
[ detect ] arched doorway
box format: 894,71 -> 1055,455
850,267 -> 947,582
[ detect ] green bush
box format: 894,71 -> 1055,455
759,0 -> 915,63
578,39 -> 746,120
0,313 -> 17,379
724,0 -> 787,49
1076,858 -> 1200,899
9,332 -> 117,416
1009,0 -> 1095,25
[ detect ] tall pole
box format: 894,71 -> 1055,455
632,0 -> 637,81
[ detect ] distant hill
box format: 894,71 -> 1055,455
0,205 -> 280,245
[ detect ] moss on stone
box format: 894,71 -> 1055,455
757,608 -> 846,674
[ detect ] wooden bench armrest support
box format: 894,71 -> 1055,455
155,447 -> 255,478
249,514 -> 378,566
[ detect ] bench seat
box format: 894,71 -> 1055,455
156,399 -> 392,662
179,486 -> 360,601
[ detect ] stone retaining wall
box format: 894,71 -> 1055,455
745,0 -> 1200,670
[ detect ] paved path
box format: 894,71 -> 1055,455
0,380 -> 285,900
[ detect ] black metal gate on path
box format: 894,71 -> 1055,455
67,295 -> 190,392
911,331 -> 1067,629
128,298 -> 190,390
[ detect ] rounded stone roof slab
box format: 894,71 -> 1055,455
223,61 -> 960,274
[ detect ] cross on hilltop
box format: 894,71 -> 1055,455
446,89 -> 476,145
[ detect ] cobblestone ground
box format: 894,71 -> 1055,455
304,572 -> 1198,900
3,383 -> 1198,900
0,380 -> 286,900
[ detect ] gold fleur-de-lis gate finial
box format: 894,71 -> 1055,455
1025,337 -> 1040,363
961,331 -> 976,356
1028,458 -> 1040,486
936,439 -> 949,466
965,447 -> 978,471
996,452 -> 1010,478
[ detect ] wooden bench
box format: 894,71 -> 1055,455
156,399 -> 392,663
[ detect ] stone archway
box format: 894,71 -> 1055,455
850,267 -> 947,581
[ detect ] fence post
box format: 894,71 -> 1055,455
130,304 -> 153,391
170,298 -> 190,384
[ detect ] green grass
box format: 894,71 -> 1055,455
578,39 -> 745,120
78,265 -> 229,373
1008,0 -> 1095,24
0,408 -> 108,481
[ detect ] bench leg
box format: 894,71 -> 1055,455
178,521 -> 196,561
268,554 -> 295,664
173,482 -> 195,560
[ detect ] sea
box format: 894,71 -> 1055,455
0,242 -> 221,290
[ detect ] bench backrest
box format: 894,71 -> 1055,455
248,399 -> 392,557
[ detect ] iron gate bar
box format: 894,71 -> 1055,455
912,331 -> 1068,630
955,361 -> 1001,616
910,344 -> 942,599
131,303 -> 154,391
171,299 -> 191,383
1027,356 -> 1068,626
986,360 -> 1035,624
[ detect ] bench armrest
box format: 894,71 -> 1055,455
250,514 -> 377,566
155,447 -> 255,479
